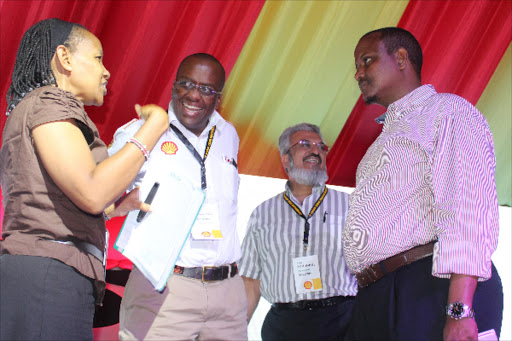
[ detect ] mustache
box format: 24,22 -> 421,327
358,78 -> 369,87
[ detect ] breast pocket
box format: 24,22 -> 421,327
209,154 -> 240,204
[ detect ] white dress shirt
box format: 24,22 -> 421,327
109,104 -> 241,267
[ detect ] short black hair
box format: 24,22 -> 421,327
6,19 -> 88,115
363,27 -> 423,80
177,53 -> 226,91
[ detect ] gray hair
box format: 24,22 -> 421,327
278,123 -> 324,156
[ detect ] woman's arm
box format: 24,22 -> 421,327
32,104 -> 168,214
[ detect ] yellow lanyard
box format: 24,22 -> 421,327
283,186 -> 328,252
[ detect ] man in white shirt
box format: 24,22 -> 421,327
109,53 -> 247,340
240,123 -> 357,341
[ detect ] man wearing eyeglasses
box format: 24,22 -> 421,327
239,123 -> 357,341
109,53 -> 247,340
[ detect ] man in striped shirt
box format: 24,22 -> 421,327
240,123 -> 357,341
344,27 -> 503,340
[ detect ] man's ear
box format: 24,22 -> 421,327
281,152 -> 290,174
54,45 -> 73,72
395,47 -> 408,71
215,94 -> 222,110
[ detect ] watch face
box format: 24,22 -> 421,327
451,302 -> 464,317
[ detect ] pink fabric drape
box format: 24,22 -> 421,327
327,0 -> 512,187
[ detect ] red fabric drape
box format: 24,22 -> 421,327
327,0 -> 512,187
0,0 -> 265,268
1,0 -> 264,141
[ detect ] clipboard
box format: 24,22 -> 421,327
115,171 -> 205,291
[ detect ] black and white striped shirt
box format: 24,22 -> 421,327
240,182 -> 357,303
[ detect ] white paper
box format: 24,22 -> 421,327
478,329 -> 498,341
115,170 -> 205,291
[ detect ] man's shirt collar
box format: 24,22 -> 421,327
375,84 -> 437,125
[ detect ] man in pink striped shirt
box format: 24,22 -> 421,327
343,27 -> 503,340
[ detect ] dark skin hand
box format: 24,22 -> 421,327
106,187 -> 150,219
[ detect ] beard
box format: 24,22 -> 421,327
363,94 -> 378,105
288,157 -> 328,186
359,79 -> 378,105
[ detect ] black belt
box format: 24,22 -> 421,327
272,295 -> 353,311
173,262 -> 238,282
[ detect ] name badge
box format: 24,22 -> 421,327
191,201 -> 222,240
292,255 -> 322,294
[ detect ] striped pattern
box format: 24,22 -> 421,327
240,183 -> 357,303
342,85 -> 499,280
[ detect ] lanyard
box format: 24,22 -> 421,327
283,187 -> 328,252
169,124 -> 216,190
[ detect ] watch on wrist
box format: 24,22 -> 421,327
446,302 -> 475,320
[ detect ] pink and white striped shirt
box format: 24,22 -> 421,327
342,85 -> 499,280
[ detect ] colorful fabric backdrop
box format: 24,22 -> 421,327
1,0 -> 511,269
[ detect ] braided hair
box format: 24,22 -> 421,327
6,19 -> 86,115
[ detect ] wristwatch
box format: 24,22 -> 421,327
446,302 -> 475,320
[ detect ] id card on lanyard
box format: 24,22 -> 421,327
292,255 -> 322,294
170,124 -> 222,240
283,188 -> 328,294
191,200 -> 222,240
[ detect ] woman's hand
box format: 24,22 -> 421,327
106,187 -> 151,219
135,103 -> 167,122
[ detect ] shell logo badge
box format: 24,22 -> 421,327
304,281 -> 313,290
201,231 -> 212,238
161,141 -> 178,155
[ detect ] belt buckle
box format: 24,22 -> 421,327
201,266 -> 217,282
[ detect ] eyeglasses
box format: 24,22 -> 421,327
174,80 -> 221,96
286,140 -> 329,154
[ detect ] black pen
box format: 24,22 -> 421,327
136,182 -> 160,222
323,211 -> 328,223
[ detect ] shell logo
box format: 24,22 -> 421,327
201,231 -> 212,237
304,281 -> 313,289
161,141 -> 178,155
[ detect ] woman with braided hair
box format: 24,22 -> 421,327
0,18 -> 168,340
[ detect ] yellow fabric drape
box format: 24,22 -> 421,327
221,0 -> 408,177
476,44 -> 512,206
221,0 -> 511,206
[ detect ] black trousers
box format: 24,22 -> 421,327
0,254 -> 96,341
262,297 -> 355,341
347,256 -> 503,341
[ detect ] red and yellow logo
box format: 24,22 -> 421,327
304,281 -> 313,289
161,141 -> 178,155
201,231 -> 212,237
